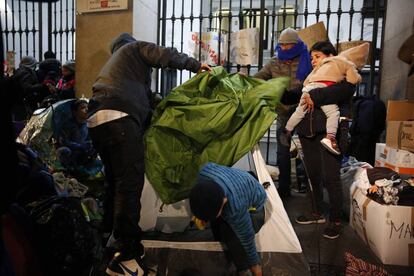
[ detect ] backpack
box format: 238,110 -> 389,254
27,196 -> 100,275
349,96 -> 386,165
15,143 -> 56,206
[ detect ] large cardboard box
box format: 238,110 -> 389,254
375,143 -> 414,175
386,100 -> 414,153
350,185 -> 414,266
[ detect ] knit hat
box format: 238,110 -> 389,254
189,178 -> 225,221
279,28 -> 299,44
19,56 -> 37,70
63,60 -> 76,73
110,32 -> 137,54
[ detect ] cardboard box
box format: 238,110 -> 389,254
297,22 -> 327,50
350,185 -> 414,266
375,143 -> 414,175
386,101 -> 414,153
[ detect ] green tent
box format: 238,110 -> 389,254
145,67 -> 289,204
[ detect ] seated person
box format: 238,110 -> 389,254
47,60 -> 76,100
56,99 -> 95,168
189,162 -> 266,276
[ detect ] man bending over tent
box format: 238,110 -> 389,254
189,162 -> 266,276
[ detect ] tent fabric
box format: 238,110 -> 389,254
18,100 -> 103,178
145,66 -> 289,204
139,147 -> 309,274
251,145 -> 302,253
18,99 -> 74,168
140,147 -> 302,253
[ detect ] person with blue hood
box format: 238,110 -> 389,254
87,32 -> 210,276
254,28 -> 312,198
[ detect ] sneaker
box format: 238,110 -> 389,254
323,222 -> 342,239
295,213 -> 326,225
320,136 -> 341,155
106,252 -> 147,276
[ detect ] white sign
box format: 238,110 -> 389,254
230,28 -> 259,65
188,32 -> 227,66
77,0 -> 128,13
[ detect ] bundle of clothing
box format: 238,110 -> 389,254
353,167 -> 414,206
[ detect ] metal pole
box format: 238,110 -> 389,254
258,0 -> 265,70
376,0 -> 387,98
38,2 -> 43,60
369,0 -> 380,96
48,2 -> 52,50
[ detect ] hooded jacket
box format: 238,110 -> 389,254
88,33 -> 202,129
304,42 -> 370,86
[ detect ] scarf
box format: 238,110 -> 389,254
276,39 -> 312,81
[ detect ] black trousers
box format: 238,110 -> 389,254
89,116 -> 144,259
210,208 -> 264,271
276,126 -> 291,194
299,133 -> 343,222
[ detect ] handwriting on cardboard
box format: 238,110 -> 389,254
389,221 -> 414,239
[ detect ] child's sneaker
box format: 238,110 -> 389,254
106,252 -> 147,276
321,136 -> 341,155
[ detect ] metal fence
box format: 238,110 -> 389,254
1,0 -> 76,67
157,0 -> 386,97
156,0 -> 387,165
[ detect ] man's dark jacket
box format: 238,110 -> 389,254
88,38 -> 201,129
37,58 -> 61,83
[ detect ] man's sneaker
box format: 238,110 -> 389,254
320,136 -> 341,155
323,222 -> 342,239
106,252 -> 147,276
295,213 -> 326,225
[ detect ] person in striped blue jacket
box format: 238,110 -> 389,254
189,162 -> 267,276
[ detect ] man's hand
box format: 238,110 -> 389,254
198,63 -> 211,73
301,93 -> 314,113
250,264 -> 262,276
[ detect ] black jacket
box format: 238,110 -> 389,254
88,39 -> 201,129
281,81 -> 356,137
37,58 -> 62,84
12,67 -> 48,114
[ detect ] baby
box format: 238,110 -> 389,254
285,41 -> 370,155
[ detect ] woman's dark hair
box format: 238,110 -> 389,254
71,99 -> 88,112
310,41 -> 337,56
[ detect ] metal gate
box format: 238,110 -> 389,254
1,0 -> 76,68
156,0 -> 387,165
157,0 -> 386,97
